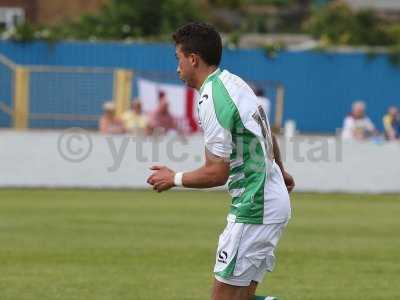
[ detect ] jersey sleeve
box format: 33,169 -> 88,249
198,85 -> 232,158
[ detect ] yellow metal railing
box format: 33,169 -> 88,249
14,67 -> 30,129
113,69 -> 133,118
0,53 -> 134,129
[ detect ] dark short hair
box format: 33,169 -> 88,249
158,91 -> 165,98
172,22 -> 222,66
255,87 -> 264,97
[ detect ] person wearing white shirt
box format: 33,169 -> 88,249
342,101 -> 376,140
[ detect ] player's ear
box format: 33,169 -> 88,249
189,53 -> 199,67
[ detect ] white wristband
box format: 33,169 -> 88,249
174,172 -> 184,187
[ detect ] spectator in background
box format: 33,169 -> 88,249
383,106 -> 400,141
147,91 -> 180,135
99,101 -> 125,134
121,99 -> 149,135
342,101 -> 376,141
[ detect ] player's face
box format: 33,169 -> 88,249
175,45 -> 196,88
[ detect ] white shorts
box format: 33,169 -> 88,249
214,220 -> 288,287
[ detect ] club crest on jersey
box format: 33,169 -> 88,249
199,94 -> 208,105
218,250 -> 228,264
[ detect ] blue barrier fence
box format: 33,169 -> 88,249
0,59 -> 13,128
0,40 -> 399,132
29,70 -> 114,128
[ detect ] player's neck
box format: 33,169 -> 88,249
195,66 -> 219,91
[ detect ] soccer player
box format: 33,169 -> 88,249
147,22 -> 294,300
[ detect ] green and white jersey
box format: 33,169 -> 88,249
198,68 -> 291,225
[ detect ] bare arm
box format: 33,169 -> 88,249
272,134 -> 295,193
180,148 -> 229,188
272,134 -> 285,173
147,148 -> 230,192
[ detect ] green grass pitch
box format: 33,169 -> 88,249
0,189 -> 399,300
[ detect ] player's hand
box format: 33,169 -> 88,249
147,165 -> 175,193
282,171 -> 295,193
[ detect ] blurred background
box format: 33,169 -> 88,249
0,0 -> 399,191
0,2 -> 399,299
